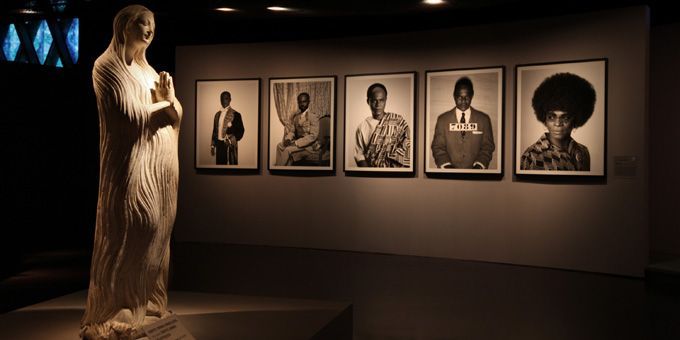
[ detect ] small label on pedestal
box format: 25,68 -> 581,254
142,314 -> 195,340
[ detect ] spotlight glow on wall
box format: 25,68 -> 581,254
16,9 -> 41,14
267,6 -> 293,12
215,7 -> 237,12
423,0 -> 446,4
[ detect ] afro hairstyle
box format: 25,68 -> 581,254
531,72 -> 596,128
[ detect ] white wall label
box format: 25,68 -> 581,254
142,314 -> 195,340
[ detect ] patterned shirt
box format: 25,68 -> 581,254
355,112 -> 410,167
520,133 -> 590,171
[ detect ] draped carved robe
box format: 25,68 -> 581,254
81,44 -> 180,339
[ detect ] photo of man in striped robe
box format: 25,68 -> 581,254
354,83 -> 411,168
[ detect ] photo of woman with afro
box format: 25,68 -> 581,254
520,72 -> 597,171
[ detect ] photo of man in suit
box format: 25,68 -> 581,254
275,92 -> 321,166
431,77 -> 495,169
211,91 -> 245,165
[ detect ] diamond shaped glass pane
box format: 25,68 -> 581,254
56,57 -> 63,68
66,18 -> 78,63
33,20 -> 53,65
3,24 -> 21,61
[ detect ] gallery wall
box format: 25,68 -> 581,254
174,7 -> 649,277
650,21 -> 680,261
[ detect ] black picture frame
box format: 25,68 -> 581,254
424,66 -> 505,177
268,76 -> 336,172
195,78 -> 261,170
514,59 -> 608,177
344,72 -> 416,174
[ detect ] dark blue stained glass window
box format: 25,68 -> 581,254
33,20 -> 53,65
66,18 -> 79,63
3,24 -> 21,61
4,17 -> 77,67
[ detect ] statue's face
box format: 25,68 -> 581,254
126,11 -> 155,47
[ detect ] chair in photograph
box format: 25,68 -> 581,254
293,114 -> 331,166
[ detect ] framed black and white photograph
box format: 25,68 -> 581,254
268,76 -> 335,171
425,67 -> 504,175
515,59 -> 607,177
195,78 -> 260,170
344,72 -> 415,173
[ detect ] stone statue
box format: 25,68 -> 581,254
81,5 -> 182,339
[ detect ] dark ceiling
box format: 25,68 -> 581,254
0,0 -> 674,72
0,0 -> 676,46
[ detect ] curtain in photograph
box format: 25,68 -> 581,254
273,80 -> 332,140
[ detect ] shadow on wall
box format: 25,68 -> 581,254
0,63 -> 99,277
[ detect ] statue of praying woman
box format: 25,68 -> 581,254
81,5 -> 182,339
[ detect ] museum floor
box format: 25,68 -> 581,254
1,243 -> 679,339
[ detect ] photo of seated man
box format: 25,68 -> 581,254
275,92 -> 321,166
269,77 -> 335,170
